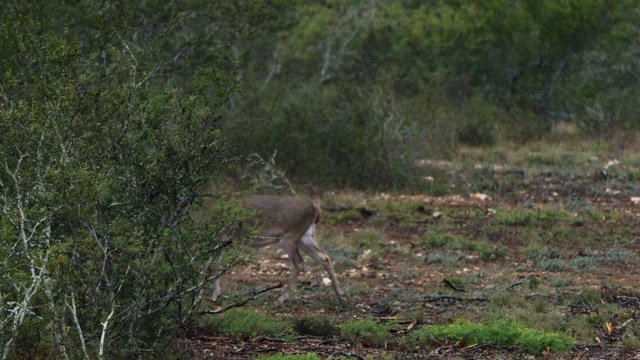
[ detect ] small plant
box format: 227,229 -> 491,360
355,228 -> 384,248
600,246 -> 636,264
424,251 -> 466,266
622,334 -> 640,350
528,275 -> 542,289
326,245 -> 359,268
569,256 -> 596,271
203,308 -> 295,340
550,278 -> 573,287
569,288 -> 605,306
526,246 -> 570,271
532,297 -> 550,313
477,241 -> 508,262
538,259 -> 570,272
293,316 -> 339,337
341,318 -> 393,348
411,319 -> 575,354
526,246 -> 563,261
417,231 -> 466,249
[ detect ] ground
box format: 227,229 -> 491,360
183,159 -> 640,359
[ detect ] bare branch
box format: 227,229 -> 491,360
66,294 -> 90,360
99,307 -> 115,360
504,280 -> 525,291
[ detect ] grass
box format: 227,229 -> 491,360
354,227 -> 385,248
411,319 -> 575,354
494,205 -> 573,227
423,250 -> 466,266
202,308 -> 295,341
293,316 -> 339,337
340,318 -> 393,348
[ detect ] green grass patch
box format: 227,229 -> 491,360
340,318 -> 393,348
412,319 -> 575,354
203,308 -> 295,341
477,241 -> 508,262
324,209 -> 363,224
354,228 -> 385,248
293,315 -> 339,337
416,230 -> 472,251
494,205 -> 572,227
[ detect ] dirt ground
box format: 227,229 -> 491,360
184,173 -> 640,359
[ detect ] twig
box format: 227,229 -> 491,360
200,283 -> 283,315
424,296 -> 489,303
337,351 -> 366,360
504,280 -> 525,291
442,279 -> 466,292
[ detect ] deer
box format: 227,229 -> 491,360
209,195 -> 345,304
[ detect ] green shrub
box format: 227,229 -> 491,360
456,98 -> 500,147
0,3 -> 243,357
340,318 -> 393,348
226,84 -> 425,190
412,319 -> 575,354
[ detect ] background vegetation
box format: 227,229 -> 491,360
1,0 -> 639,358
224,0 -> 640,188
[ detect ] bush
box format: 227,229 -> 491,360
457,98 -> 500,147
0,2 -> 247,358
227,84 -> 424,190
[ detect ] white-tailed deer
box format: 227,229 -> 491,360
210,195 -> 345,304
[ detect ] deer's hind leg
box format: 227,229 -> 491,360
278,233 -> 306,304
298,224 -> 345,300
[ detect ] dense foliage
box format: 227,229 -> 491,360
0,1 -> 276,358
